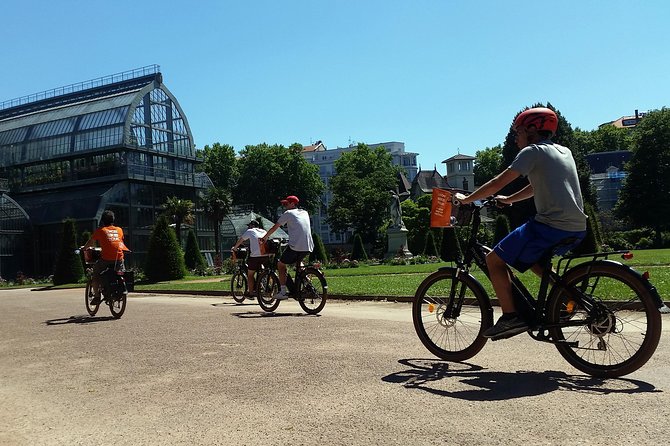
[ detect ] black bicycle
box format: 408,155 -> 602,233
230,247 -> 250,303
255,239 -> 328,315
413,197 -> 664,378
79,247 -> 128,319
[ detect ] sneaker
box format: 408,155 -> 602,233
273,289 -> 289,300
483,313 -> 528,339
90,294 -> 101,306
243,291 -> 255,300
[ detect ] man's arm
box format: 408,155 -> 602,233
261,223 -> 281,242
457,168 -> 520,204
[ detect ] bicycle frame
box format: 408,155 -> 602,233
451,201 -> 634,343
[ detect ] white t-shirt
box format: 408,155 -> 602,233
276,208 -> 314,252
240,228 -> 268,257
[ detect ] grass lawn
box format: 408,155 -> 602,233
132,248 -> 670,299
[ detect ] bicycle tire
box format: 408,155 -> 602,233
547,260 -> 662,378
297,267 -> 327,315
412,268 -> 493,362
231,271 -> 248,303
256,270 -> 280,312
108,292 -> 127,319
84,280 -> 100,317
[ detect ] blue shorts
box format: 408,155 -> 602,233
494,219 -> 586,272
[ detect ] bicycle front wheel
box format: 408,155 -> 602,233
413,268 -> 493,362
84,280 -> 99,316
256,270 -> 280,312
109,293 -> 127,319
231,271 -> 247,303
297,267 -> 327,315
548,261 -> 662,378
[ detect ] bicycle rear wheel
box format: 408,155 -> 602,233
297,267 -> 327,315
84,280 -> 99,316
256,270 -> 280,312
413,268 -> 493,362
547,261 -> 662,378
231,271 -> 247,303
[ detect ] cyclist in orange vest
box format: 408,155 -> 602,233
83,210 -> 130,304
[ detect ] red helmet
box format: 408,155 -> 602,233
513,107 -> 558,136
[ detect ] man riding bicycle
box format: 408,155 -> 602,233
260,195 -> 313,300
83,210 -> 130,305
455,107 -> 587,339
231,219 -> 269,298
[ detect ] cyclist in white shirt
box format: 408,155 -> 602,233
231,219 -> 269,297
261,195 -> 314,299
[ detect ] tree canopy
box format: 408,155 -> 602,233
473,145 -> 502,187
162,196 -> 194,246
198,143 -> 238,191
235,143 -> 324,218
615,108 -> 670,244
327,144 -> 401,242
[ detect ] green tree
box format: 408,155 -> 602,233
402,194 -> 433,254
198,142 -> 239,190
350,233 -> 368,261
184,229 -> 207,272
328,144 -> 401,243
309,232 -> 329,263
573,125 -> 633,154
202,187 -> 232,256
145,215 -> 187,282
236,143 -> 324,217
53,219 -> 84,285
474,145 -> 502,186
163,196 -> 194,246
615,108 -> 670,245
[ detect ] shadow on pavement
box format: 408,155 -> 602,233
382,358 -> 660,401
231,311 -> 319,319
45,315 -> 117,325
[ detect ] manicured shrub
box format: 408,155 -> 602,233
184,229 -> 207,273
145,215 -> 187,282
53,219 -> 84,285
493,214 -> 511,245
423,230 -> 438,257
309,232 -> 329,263
440,227 -> 462,262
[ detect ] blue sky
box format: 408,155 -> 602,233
1,0 -> 668,172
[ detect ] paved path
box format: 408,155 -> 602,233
1,288 -> 669,445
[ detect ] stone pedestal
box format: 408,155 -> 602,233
386,227 -> 413,258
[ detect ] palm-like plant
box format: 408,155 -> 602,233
163,196 -> 195,246
202,187 -> 232,256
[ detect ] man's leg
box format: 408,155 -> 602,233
247,269 -> 256,293
486,251 -> 515,313
483,250 -> 528,338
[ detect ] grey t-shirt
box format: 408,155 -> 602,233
510,141 -> 587,232
276,208 -> 314,252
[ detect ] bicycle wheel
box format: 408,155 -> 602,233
84,280 -> 100,316
256,270 -> 280,312
547,261 -> 662,378
231,271 -> 248,303
297,267 -> 327,315
108,292 -> 127,319
412,268 -> 493,362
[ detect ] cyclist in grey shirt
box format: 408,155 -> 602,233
262,195 -> 314,299
456,107 -> 586,339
